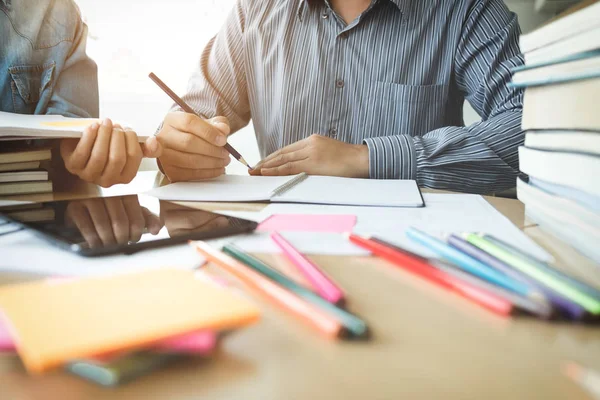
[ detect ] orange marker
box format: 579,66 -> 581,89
192,241 -> 343,339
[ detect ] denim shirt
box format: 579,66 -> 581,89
0,0 -> 99,117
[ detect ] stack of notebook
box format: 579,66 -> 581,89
0,147 -> 53,196
511,0 -> 600,263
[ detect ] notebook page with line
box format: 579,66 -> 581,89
272,176 -> 424,207
146,175 -> 298,202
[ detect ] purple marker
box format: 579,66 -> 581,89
448,234 -> 588,321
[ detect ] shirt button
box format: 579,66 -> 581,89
321,11 -> 329,19
335,79 -> 345,88
329,128 -> 337,137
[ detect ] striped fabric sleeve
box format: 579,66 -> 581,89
176,0 -> 251,133
365,0 -> 525,194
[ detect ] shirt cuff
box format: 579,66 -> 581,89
363,135 -> 417,180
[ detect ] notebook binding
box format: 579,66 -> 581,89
271,173 -> 308,197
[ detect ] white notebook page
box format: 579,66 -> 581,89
146,175 -> 296,202
273,176 -> 423,207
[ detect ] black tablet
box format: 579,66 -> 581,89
0,195 -> 257,257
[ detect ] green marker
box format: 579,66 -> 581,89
465,234 -> 600,315
222,244 -> 369,339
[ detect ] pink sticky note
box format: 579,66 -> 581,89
257,214 -> 356,233
0,312 -> 14,352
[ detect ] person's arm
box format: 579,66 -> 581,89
46,14 -> 99,118
156,0 -> 250,182
363,0 -> 524,194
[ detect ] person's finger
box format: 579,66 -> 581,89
261,160 -> 309,176
160,148 -> 231,170
163,209 -> 220,232
165,112 -> 228,146
258,148 -> 310,170
83,199 -> 116,246
97,127 -> 126,188
80,118 -> 112,183
252,139 -> 309,171
142,207 -> 163,235
66,203 -> 101,248
163,166 -> 226,182
158,130 -> 229,159
119,130 -> 144,184
61,123 -> 99,172
141,136 -> 163,158
206,116 -> 231,135
104,197 -> 130,245
122,196 -> 146,242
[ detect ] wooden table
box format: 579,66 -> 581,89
1,172 -> 598,400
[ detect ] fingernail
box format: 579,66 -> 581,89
216,135 -> 226,146
102,118 -> 111,126
90,122 -> 100,130
147,137 -> 157,152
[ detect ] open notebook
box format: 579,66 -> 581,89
147,173 -> 424,207
0,111 -> 147,141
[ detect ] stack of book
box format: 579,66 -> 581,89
0,147 -> 53,196
512,0 -> 600,263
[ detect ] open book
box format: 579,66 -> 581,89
147,173 -> 424,207
0,111 -> 148,141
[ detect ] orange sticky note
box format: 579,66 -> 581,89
0,269 -> 260,374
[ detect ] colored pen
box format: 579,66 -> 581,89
563,362 -> 600,400
148,72 -> 251,169
271,232 -> 345,306
465,234 -> 600,315
405,228 -> 533,298
222,244 -> 370,339
192,241 -> 343,339
482,234 -> 600,301
447,234 -> 586,320
368,236 -> 553,319
348,234 -> 513,316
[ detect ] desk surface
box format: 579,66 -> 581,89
1,172 -> 598,400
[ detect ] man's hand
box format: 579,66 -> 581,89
156,112 -> 232,182
250,134 -> 370,178
65,196 -> 163,248
60,118 -> 162,188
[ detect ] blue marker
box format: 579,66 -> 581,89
406,228 -> 533,298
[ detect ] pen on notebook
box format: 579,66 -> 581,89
366,235 -> 553,319
222,244 -> 370,339
481,234 -> 600,301
347,234 -> 513,316
271,232 -> 345,306
148,72 -> 251,169
192,241 -> 343,339
447,234 -> 587,320
464,233 -> 600,315
405,228 -> 534,298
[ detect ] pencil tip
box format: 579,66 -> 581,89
239,157 -> 252,169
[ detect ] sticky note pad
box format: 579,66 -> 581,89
257,214 -> 356,233
0,269 -> 260,373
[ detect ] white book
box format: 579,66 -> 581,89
147,173 -> 424,208
0,111 -> 147,141
525,131 -> 600,156
0,161 -> 41,172
0,170 -> 48,183
518,147 -> 600,197
0,181 -> 53,196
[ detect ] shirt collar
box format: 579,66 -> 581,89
297,0 -> 404,21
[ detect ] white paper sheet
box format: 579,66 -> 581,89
237,194 -> 552,261
0,200 -> 32,207
0,229 -> 205,277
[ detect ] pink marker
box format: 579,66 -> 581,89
271,232 -> 345,306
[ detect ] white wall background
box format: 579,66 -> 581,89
75,0 -> 558,174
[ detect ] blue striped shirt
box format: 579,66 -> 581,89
179,0 -> 525,194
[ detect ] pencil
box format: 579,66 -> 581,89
447,234 -> 587,320
222,244 -> 370,339
192,241 -> 343,339
148,72 -> 251,169
347,233 -> 513,316
464,234 -> 600,315
368,236 -> 553,318
271,232 -> 345,306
